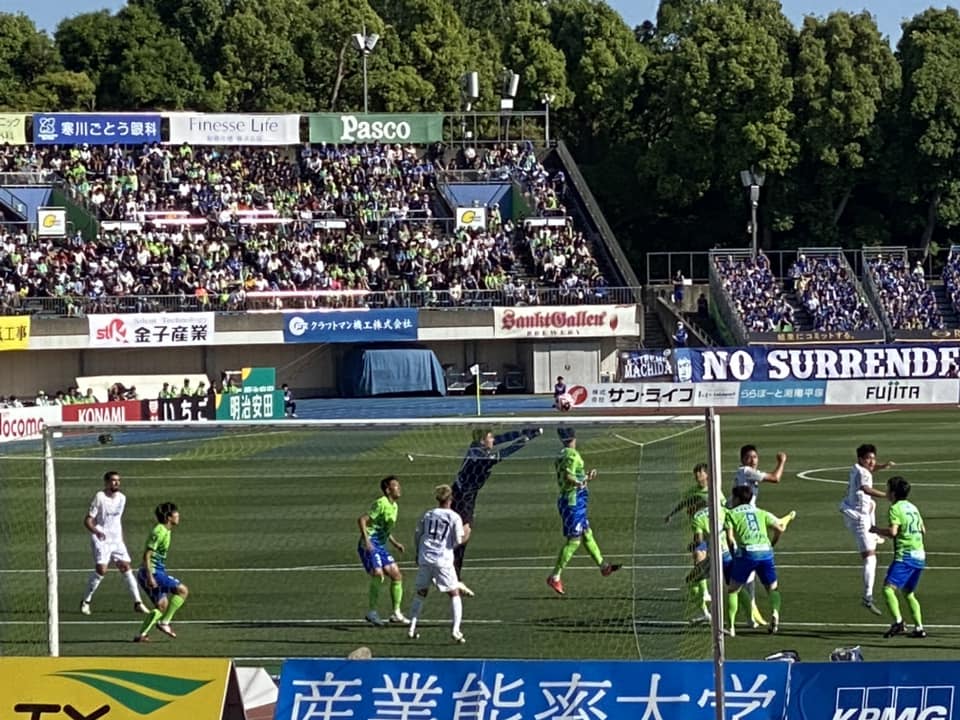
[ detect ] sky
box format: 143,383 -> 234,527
0,0 -> 949,45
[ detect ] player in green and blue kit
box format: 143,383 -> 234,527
546,428 -> 621,595
687,497 -> 732,624
664,463 -> 711,524
358,475 -> 409,626
724,485 -> 786,636
134,502 -> 188,642
871,476 -> 928,639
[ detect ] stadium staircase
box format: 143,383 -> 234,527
783,291 -> 814,330
642,304 -> 669,348
931,283 -> 959,329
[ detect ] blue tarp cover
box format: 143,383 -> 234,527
340,347 -> 447,397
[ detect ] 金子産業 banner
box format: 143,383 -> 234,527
309,113 -> 444,144
283,309 -> 418,343
276,659 -> 788,720
493,305 -> 639,339
33,113 -> 161,144
0,113 -> 26,144
0,657 -> 233,720
88,313 -> 215,348
0,315 -> 29,350
168,113 -> 301,146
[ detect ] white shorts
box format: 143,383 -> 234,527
91,536 -> 132,567
841,508 -> 876,553
414,564 -> 459,593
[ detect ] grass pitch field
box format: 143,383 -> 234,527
1,408 -> 958,666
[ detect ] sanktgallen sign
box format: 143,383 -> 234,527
309,113 -> 444,144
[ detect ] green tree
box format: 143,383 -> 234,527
790,12 -> 900,241
897,8 -> 960,252
502,0 -> 571,111
0,13 -> 61,107
55,11 -> 119,97
21,70 -> 96,111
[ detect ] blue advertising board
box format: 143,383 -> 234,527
283,309 -> 418,344
32,113 -> 162,145
275,659 -> 789,720
789,661 -> 960,720
738,381 -> 827,407
676,344 -> 960,383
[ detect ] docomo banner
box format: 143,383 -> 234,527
88,313 -> 215,348
494,305 -> 639,338
309,113 -> 444,143
825,379 -> 959,405
61,400 -> 143,423
169,113 -> 301,145
0,406 -> 60,443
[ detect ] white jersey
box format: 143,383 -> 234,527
416,507 -> 465,567
841,463 -> 875,516
734,466 -> 764,505
88,490 -> 126,539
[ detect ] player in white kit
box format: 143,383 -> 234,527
81,471 -> 150,616
840,443 -> 895,615
407,484 -> 471,643
733,445 -> 791,628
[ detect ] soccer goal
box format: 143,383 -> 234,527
4,413 -> 726,662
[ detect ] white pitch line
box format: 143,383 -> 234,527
0,456 -> 172,462
798,459 -> 960,487
614,433 -> 644,447
761,409 -> 899,428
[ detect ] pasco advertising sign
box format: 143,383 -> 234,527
309,113 -> 443,143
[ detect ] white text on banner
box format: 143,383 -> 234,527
493,305 -> 639,339
88,313 -> 215,348
824,379 -> 959,405
168,113 -> 300,145
0,406 -> 61,443
566,382 -> 738,408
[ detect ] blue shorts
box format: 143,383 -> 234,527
358,541 -> 395,573
730,554 -> 777,587
137,567 -> 181,606
558,498 -> 590,538
693,553 -> 732,584
885,560 -> 924,593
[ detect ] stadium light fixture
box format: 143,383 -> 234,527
740,168 -> 765,258
352,27 -> 380,114
541,93 -> 556,147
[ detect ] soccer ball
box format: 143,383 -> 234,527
555,393 -> 573,412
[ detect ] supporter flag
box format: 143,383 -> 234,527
469,364 -> 480,376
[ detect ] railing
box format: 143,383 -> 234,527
1,286 -> 641,318
0,185 -> 27,219
0,171 -> 57,186
707,248 -> 752,345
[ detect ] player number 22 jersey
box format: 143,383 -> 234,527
416,507 -> 465,567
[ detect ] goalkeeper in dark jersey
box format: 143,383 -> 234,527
452,426 -> 543,593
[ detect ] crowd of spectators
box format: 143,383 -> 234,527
867,256 -> 943,330
525,220 -> 609,302
942,248 -> 960,318
714,254 -> 797,332
0,140 -> 612,313
788,254 -> 878,332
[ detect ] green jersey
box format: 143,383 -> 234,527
724,504 -> 777,559
555,447 -> 586,506
678,484 -> 724,519
365,496 -> 398,547
692,506 -> 730,553
144,523 -> 172,572
890,500 -> 925,564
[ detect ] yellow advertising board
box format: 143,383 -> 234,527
0,113 -> 27,144
0,658 -> 233,720
0,315 -> 30,350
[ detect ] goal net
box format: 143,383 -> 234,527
4,415 -> 715,660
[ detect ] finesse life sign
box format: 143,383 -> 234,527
168,113 -> 301,145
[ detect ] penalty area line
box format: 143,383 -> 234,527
761,409 -> 899,428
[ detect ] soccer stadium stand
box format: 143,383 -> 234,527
713,253 -> 796,332
942,245 -> 960,318
788,253 -> 879,332
865,253 -> 943,331
0,140 -> 622,315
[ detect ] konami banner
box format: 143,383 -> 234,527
493,305 -> 639,339
61,400 -> 143,423
675,344 -> 960,382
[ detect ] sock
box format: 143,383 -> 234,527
368,576 -> 383,612
746,576 -> 756,605
906,592 -> 923,628
453,544 -> 465,578
769,589 -> 782,615
122,569 -> 143,603
727,591 -> 739,630
390,580 -> 403,613
698,579 -> 710,608
139,609 -> 162,637
83,572 -> 104,603
864,555 -> 877,601
883,585 -> 902,622
582,529 -> 604,566
553,538 -> 581,576
451,595 -> 463,635
160,594 -> 184,624
688,580 -> 702,607
409,596 -> 424,632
